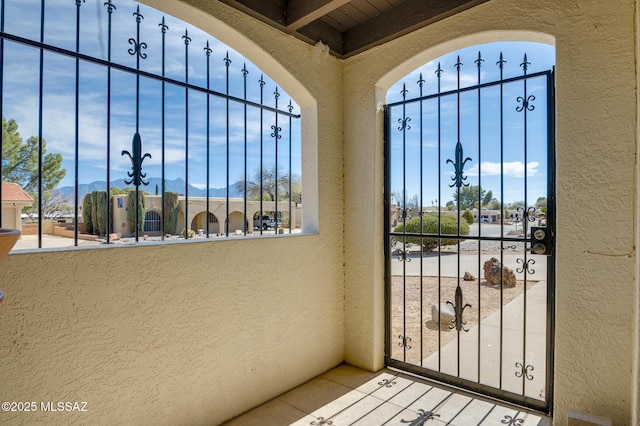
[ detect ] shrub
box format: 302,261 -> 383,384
394,212 -> 469,251
462,209 -> 474,224
180,228 -> 195,239
82,194 -> 93,234
163,191 -> 179,235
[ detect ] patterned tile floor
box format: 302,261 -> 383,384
223,364 -> 551,425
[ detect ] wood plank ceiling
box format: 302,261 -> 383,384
216,0 -> 490,59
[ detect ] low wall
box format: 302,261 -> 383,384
21,222 -> 55,235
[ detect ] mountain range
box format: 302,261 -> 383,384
57,177 -> 243,202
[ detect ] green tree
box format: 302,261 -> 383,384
452,185 -> 486,209
394,213 -> 469,251
237,165 -> 301,204
1,117 -> 66,209
482,190 -> 493,207
535,197 -> 547,209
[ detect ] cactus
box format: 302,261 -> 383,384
126,190 -> 146,236
82,194 -> 93,234
95,191 -> 108,236
163,191 -> 179,235
91,191 -> 99,234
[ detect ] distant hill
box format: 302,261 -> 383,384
57,177 -> 243,201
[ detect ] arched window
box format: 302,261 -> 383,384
0,0 -> 302,249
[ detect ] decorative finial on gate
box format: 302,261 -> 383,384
497,51 -> 507,70
520,53 -> 531,73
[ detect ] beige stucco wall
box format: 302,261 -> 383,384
343,0 -> 638,424
0,1 -> 344,425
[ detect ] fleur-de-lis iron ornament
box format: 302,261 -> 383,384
475,51 -> 484,68
223,51 -> 231,67
515,362 -> 534,380
516,258 -> 536,275
447,286 -> 471,332
128,6 -> 147,59
122,133 -> 151,187
158,16 -> 168,34
447,141 -> 472,188
203,41 -> 212,57
502,415 -> 524,426
104,1 -> 116,13
401,409 -> 440,425
497,52 -> 507,70
182,29 -> 191,46
520,53 -> 531,73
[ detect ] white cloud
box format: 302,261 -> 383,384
467,161 -> 539,178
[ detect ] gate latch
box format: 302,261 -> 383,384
530,226 -> 553,256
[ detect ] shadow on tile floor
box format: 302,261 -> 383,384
222,364 -> 551,426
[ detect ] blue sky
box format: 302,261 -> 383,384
2,0 -> 301,193
387,41 -> 555,207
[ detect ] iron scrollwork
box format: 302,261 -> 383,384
378,378 -> 397,388
516,258 -> 536,275
516,206 -> 536,223
515,362 -> 534,380
397,249 -> 411,263
447,141 -> 472,189
502,415 -> 524,426
398,334 -> 412,349
310,417 -> 333,426
516,95 -> 535,112
447,286 -> 471,332
398,117 -> 411,131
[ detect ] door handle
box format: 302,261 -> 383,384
529,226 -> 553,256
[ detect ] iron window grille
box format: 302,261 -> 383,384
0,0 -> 301,249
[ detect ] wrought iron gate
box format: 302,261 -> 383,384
384,50 -> 555,412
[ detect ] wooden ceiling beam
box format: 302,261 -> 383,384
295,19 -> 344,56
284,0 -> 352,32
342,0 -> 490,57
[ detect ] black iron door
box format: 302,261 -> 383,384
384,51 -> 555,412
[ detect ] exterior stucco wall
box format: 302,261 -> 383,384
0,1 -> 344,425
343,0 -> 638,424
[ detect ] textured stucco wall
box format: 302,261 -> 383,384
0,1 -> 344,425
343,0 -> 638,424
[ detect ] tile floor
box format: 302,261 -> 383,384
222,364 -> 552,425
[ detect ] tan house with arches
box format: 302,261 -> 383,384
110,194 -> 302,236
1,0 -> 640,425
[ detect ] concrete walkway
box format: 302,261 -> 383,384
391,252 -> 548,281
423,280 -> 548,402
